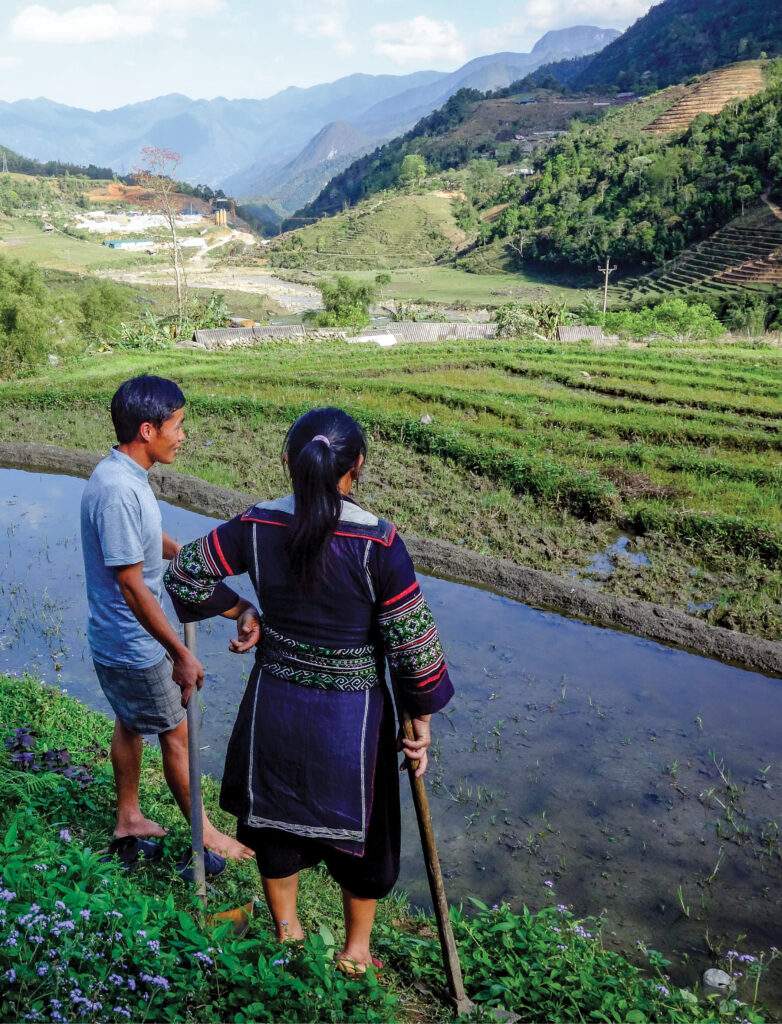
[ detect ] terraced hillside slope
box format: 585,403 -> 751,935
635,203 -> 782,298
643,62 -> 767,133
268,192 -> 467,271
1,336 -> 781,640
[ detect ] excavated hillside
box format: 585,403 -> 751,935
635,201 -> 782,297
642,61 -> 766,133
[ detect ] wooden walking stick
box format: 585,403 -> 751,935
394,690 -> 475,1016
184,621 -> 208,911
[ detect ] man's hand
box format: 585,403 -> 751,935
399,715 -> 431,778
172,646 -> 204,708
229,605 -> 261,654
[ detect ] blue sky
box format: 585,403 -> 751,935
0,0 -> 655,110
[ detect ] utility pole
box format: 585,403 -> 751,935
1,150 -> 8,174
597,254 -> 617,316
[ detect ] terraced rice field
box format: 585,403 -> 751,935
2,336 -> 782,639
642,61 -> 766,133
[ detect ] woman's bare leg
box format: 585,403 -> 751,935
262,874 -> 305,941
338,888 -> 378,968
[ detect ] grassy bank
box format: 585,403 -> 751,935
0,336 -> 780,638
1,673 -> 774,1023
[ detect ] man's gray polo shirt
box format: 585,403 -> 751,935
80,447 -> 166,668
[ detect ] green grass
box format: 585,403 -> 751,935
276,264 -> 597,309
267,193 -> 463,272
0,216 -> 159,273
1,334 -> 781,637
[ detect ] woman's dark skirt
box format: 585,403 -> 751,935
233,681 -> 401,900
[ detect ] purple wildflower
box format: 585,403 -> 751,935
556,904 -> 568,913
147,939 -> 161,954
38,965 -> 48,977
108,974 -> 123,986
127,978 -> 136,992
79,909 -> 90,920
194,951 -> 213,966
656,985 -> 670,997
59,829 -> 72,843
5,967 -> 16,984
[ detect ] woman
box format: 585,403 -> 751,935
165,407 -> 453,972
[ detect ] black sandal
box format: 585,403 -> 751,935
101,835 -> 163,869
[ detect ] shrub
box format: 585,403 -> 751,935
305,276 -> 376,329
604,298 -> 724,340
494,298 -> 571,339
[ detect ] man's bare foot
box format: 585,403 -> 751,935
203,825 -> 254,861
114,814 -> 168,839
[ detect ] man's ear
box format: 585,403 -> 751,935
137,422 -> 154,442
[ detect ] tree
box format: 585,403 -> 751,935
134,146 -> 187,335
374,272 -> 391,298
399,154 -> 427,189
305,276 -> 377,329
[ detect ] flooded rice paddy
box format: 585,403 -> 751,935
2,467 -> 781,1003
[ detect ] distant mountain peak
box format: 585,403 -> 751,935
531,26 -> 621,56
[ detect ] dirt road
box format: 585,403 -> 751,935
97,262 -> 322,313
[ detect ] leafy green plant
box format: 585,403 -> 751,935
494,298 -> 571,339
304,276 -> 376,329
603,298 -> 724,340
378,897 -> 768,1023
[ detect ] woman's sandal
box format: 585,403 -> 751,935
336,955 -> 384,977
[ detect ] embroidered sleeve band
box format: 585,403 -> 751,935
164,533 -> 241,623
378,585 -> 453,716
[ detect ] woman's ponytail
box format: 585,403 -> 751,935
283,408 -> 366,587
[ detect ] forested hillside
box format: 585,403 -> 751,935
0,144 -> 116,181
572,0 -> 782,93
483,60 -> 781,268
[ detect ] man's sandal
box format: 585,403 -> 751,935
336,955 -> 384,977
101,835 -> 163,870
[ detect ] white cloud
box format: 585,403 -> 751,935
10,0 -> 224,45
0,56 -> 22,68
523,0 -> 651,29
371,16 -> 466,66
290,0 -> 355,56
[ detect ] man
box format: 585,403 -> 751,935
81,374 -> 256,863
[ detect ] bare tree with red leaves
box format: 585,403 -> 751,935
134,146 -> 187,336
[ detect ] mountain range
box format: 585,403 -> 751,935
0,25 -> 618,210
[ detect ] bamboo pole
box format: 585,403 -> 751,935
394,692 -> 474,1015
184,621 -> 207,910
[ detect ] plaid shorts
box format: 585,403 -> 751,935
93,656 -> 186,734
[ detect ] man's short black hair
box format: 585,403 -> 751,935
110,375 -> 185,444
